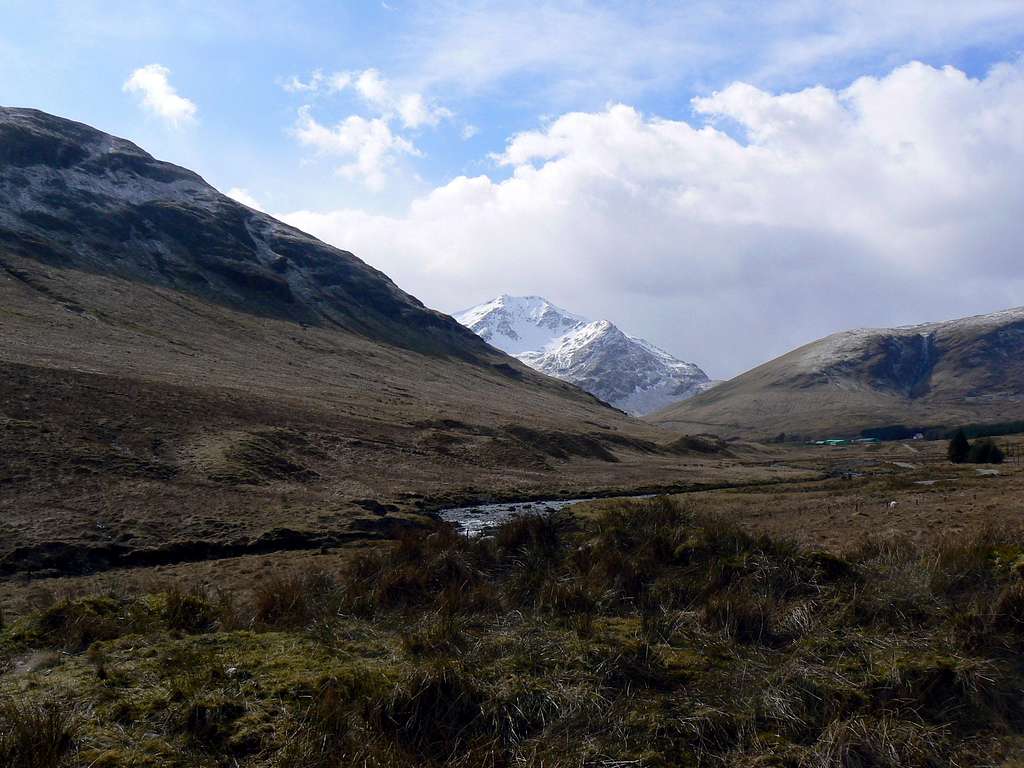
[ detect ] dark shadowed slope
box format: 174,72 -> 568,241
651,308 -> 1024,438
0,107 -> 495,358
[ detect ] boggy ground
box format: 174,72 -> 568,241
3,497 -> 1024,767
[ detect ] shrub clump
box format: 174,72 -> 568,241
370,664 -> 486,761
253,570 -> 336,629
948,428 -> 971,463
33,596 -> 142,652
968,438 -> 1005,465
161,584 -> 218,633
949,429 -> 1005,464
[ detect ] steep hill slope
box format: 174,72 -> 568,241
0,107 -> 491,358
0,108 -> 789,578
457,295 -> 713,414
651,308 -> 1024,438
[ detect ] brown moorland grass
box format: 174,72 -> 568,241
3,496 -> 1024,765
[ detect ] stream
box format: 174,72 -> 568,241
440,495 -> 653,536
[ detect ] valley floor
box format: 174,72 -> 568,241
3,436 -> 1022,617
4,363 -> 1024,766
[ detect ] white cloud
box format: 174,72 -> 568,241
226,187 -> 265,212
398,92 -> 453,129
123,64 -> 197,126
281,69 -> 352,94
284,67 -> 454,187
291,105 -> 421,189
354,69 -> 389,106
283,67 -> 453,127
282,70 -> 323,93
352,68 -> 453,128
281,60 -> 1024,377
327,71 -> 353,92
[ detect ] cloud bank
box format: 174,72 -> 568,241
283,60 -> 1024,377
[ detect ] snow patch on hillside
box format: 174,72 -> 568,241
793,306 -> 1024,373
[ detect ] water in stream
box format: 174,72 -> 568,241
440,495 -> 653,536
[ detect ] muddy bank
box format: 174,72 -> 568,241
1,515 -> 430,579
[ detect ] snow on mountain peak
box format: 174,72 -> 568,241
455,296 -> 713,415
455,295 -> 586,355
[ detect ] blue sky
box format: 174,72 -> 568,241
3,1 -> 1024,375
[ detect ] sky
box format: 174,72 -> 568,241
3,1 -> 1024,378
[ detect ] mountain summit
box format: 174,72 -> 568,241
456,295 -> 713,415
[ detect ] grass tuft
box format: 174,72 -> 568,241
0,696 -> 78,768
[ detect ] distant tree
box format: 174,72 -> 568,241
948,429 -> 970,464
968,438 -> 1005,465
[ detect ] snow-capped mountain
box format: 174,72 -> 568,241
456,296 -> 714,415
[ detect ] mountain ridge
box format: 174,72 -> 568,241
652,306 -> 1024,438
456,295 -> 713,415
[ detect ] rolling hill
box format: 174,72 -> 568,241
651,308 -> 1024,439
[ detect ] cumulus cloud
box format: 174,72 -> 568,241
283,67 -> 453,186
281,67 -> 452,128
292,105 -> 421,190
353,69 -> 453,128
281,60 -> 1024,376
123,64 -> 197,126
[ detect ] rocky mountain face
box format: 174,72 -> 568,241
457,295 -> 713,415
652,307 -> 1024,438
0,107 -> 488,359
